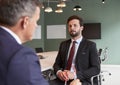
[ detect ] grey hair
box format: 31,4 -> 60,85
0,0 -> 41,26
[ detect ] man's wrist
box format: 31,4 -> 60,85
56,70 -> 62,76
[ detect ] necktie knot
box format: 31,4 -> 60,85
73,41 -> 76,45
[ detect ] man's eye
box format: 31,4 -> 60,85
74,24 -> 77,27
69,25 -> 72,28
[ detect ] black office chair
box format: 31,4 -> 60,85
35,47 -> 43,53
91,48 -> 111,85
42,69 -> 56,81
91,48 -> 102,85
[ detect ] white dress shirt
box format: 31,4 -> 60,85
68,36 -> 83,79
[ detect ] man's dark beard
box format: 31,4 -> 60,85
70,32 -> 79,38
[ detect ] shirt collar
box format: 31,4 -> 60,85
71,36 -> 83,45
0,26 -> 22,44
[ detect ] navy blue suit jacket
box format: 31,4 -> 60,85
0,27 -> 49,85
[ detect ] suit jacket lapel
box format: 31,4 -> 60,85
64,39 -> 71,67
75,38 -> 86,60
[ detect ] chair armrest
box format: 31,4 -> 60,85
91,74 -> 100,85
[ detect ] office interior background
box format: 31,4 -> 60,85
24,0 -> 120,65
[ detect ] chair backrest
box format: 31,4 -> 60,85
98,48 -> 102,64
35,47 -> 43,53
98,47 -> 108,62
98,49 -> 102,57
91,48 -> 103,85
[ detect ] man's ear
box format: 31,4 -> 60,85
81,26 -> 84,31
21,16 -> 29,29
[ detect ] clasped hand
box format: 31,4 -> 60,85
57,70 -> 75,81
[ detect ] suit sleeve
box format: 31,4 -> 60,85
6,47 -> 49,85
53,43 -> 64,74
53,41 -> 67,74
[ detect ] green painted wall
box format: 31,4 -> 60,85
25,0 -> 120,65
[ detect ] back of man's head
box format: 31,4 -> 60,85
0,0 -> 41,26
